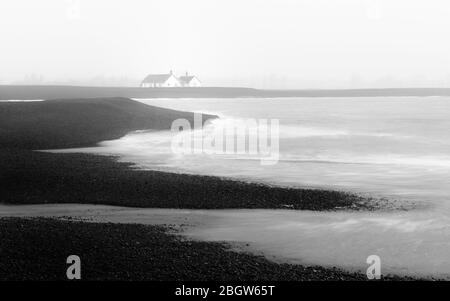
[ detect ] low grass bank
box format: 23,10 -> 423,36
2,85 -> 450,100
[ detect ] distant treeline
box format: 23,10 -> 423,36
2,85 -> 450,100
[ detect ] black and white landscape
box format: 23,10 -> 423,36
1,0 -> 450,286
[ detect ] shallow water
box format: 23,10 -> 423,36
51,96 -> 450,278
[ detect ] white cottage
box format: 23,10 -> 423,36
141,71 -> 180,88
141,71 -> 202,88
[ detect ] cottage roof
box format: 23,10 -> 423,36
178,75 -> 199,83
142,74 -> 172,84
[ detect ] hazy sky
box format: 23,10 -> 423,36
1,0 -> 450,88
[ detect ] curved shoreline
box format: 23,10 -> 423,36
0,97 -> 417,211
0,149 -> 390,211
0,97 -> 422,281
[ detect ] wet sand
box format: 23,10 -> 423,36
0,203 -> 209,228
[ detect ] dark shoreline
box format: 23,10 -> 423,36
0,149 -> 384,211
0,97 -> 217,149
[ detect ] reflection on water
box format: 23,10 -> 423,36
51,96 -> 450,277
